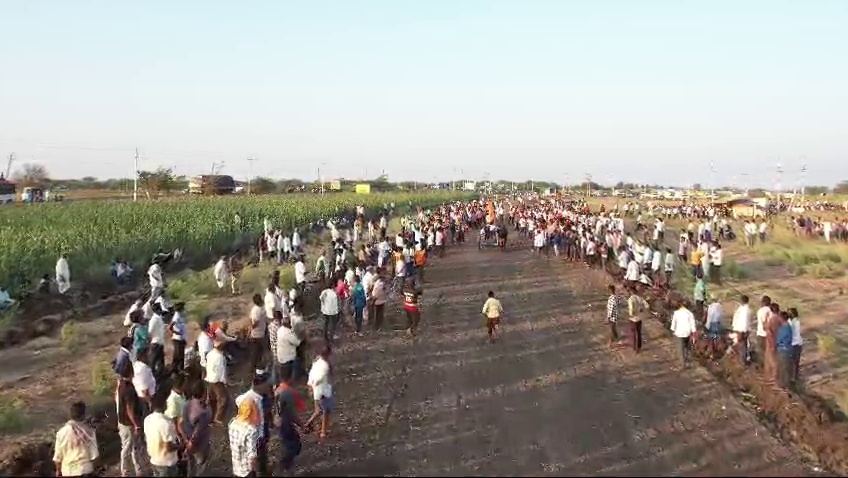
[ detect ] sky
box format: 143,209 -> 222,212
1,0 -> 846,189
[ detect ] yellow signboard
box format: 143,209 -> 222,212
355,183 -> 371,194
329,180 -> 342,191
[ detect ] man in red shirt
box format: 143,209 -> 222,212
402,278 -> 423,336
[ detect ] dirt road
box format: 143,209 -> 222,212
284,241 -> 816,476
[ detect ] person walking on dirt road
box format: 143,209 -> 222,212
482,291 -> 504,342
402,277 -> 423,336
670,302 -> 697,368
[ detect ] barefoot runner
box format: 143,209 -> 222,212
402,277 -> 423,336
481,291 -> 504,342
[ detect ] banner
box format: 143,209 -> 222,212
355,184 -> 371,194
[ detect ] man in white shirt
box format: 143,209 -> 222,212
305,346 -> 334,440
144,394 -> 180,477
205,341 -> 229,424
148,262 -> 164,298
756,295 -> 772,361
147,304 -> 167,378
319,286 -> 340,344
670,303 -> 697,367
710,243 -> 723,284
732,295 -> 753,365
250,293 -> 268,374
132,349 -> 157,407
294,256 -> 307,295
276,318 -> 302,381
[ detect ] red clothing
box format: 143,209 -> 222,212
403,289 -> 420,311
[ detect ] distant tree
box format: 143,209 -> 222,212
13,163 -> 50,187
692,183 -> 703,191
138,167 -> 178,198
249,177 -> 277,194
833,181 -> 848,195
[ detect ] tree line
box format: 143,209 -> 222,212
7,162 -> 848,197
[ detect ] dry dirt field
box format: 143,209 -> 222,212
0,232 -> 826,476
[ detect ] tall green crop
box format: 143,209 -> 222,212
0,191 -> 472,296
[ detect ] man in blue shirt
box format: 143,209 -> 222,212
775,311 -> 794,389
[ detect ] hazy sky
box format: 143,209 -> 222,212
1,0 -> 846,188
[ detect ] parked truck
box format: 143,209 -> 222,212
188,175 -> 236,195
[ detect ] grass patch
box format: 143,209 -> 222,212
818,333 -> 840,358
0,398 -> 26,432
60,321 -> 80,351
91,361 -> 114,396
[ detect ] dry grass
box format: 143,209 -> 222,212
0,398 -> 26,432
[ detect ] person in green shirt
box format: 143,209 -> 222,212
693,272 -> 707,322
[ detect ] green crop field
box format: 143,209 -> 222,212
0,191 -> 472,295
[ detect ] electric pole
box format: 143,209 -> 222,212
5,152 -> 15,178
133,149 -> 139,201
247,157 -> 256,195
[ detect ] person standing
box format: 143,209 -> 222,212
319,284 -> 340,344
775,311 -> 794,389
765,302 -> 782,383
249,293 -> 267,374
276,317 -> 302,383
143,394 -> 180,477
481,291 -> 504,342
205,340 -> 229,425
756,295 -> 773,364
305,346 -> 334,440
693,273 -> 707,321
169,302 -> 187,373
184,381 -> 212,478
705,296 -> 724,358
371,275 -> 387,332
626,286 -> 648,353
116,367 -> 145,478
731,295 -> 753,365
351,276 -> 367,337
788,307 -> 804,385
228,399 -> 262,478
274,370 -> 308,475
147,303 -> 167,379
670,302 -> 697,368
606,285 -> 623,347
53,401 -> 99,478
710,243 -> 723,284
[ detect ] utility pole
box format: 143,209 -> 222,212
5,152 -> 15,178
247,156 -> 256,195
709,160 -> 716,202
776,160 -> 784,201
133,149 -> 139,201
585,173 -> 592,198
800,157 -> 808,201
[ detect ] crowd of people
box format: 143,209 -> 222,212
47,194 -> 820,477
53,199 -> 510,477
